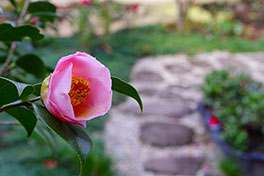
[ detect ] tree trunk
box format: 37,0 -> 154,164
176,0 -> 192,31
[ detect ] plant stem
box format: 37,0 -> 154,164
0,42 -> 17,75
0,96 -> 41,113
0,0 -> 31,76
17,0 -> 30,26
0,121 -> 19,125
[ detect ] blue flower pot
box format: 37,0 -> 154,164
198,102 -> 264,176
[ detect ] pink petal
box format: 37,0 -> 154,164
55,52 -> 111,88
47,100 -> 87,127
47,63 -> 75,121
73,78 -> 112,120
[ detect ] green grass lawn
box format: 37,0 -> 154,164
1,24 -> 264,176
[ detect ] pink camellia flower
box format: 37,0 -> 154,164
208,116 -> 222,132
42,159 -> 58,169
31,17 -> 39,25
81,0 -> 92,5
125,3 -> 139,12
209,116 -> 220,126
41,52 -> 112,127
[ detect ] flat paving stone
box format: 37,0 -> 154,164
133,70 -> 163,82
121,102 -> 193,118
247,53 -> 264,64
144,156 -> 203,175
204,173 -> 219,176
218,57 -> 247,69
189,59 -> 213,69
140,122 -> 193,146
158,90 -> 192,102
138,88 -> 159,96
168,84 -> 191,89
165,64 -> 190,74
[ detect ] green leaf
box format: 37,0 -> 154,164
9,0 -> 17,8
33,83 -> 41,96
5,107 -> 37,136
0,51 -> 7,64
0,78 -> 18,105
28,1 -> 57,22
8,78 -> 35,99
35,123 -> 58,155
0,77 -> 34,105
16,54 -> 47,78
0,23 -> 44,42
111,76 -> 143,112
33,104 -> 92,176
28,1 -> 56,13
31,12 -> 62,21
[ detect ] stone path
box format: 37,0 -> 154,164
104,51 -> 264,176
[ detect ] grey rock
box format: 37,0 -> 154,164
252,160 -> 264,176
133,70 -> 163,82
138,88 -> 158,96
140,122 -> 193,146
144,156 -> 203,175
189,59 -> 213,70
204,173 -> 219,176
218,57 -> 246,69
166,64 -> 190,74
121,102 -> 193,118
169,84 -> 191,89
248,53 -> 264,64
158,90 -> 192,103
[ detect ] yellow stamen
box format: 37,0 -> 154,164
68,77 -> 90,106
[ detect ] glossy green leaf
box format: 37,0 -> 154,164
9,0 -> 17,8
35,123 -> 58,155
33,104 -> 92,176
0,77 -> 34,105
5,107 -> 37,136
28,1 -> 56,13
28,1 -> 56,22
8,78 -> 35,99
0,78 -> 18,105
111,76 -> 143,112
33,83 -> 41,96
0,51 -> 7,64
16,54 -> 47,78
31,12 -> 62,21
0,23 -> 44,42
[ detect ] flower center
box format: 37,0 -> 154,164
68,77 -> 90,106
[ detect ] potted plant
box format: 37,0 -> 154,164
198,69 -> 264,176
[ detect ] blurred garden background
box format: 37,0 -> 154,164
1,0 -> 264,176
